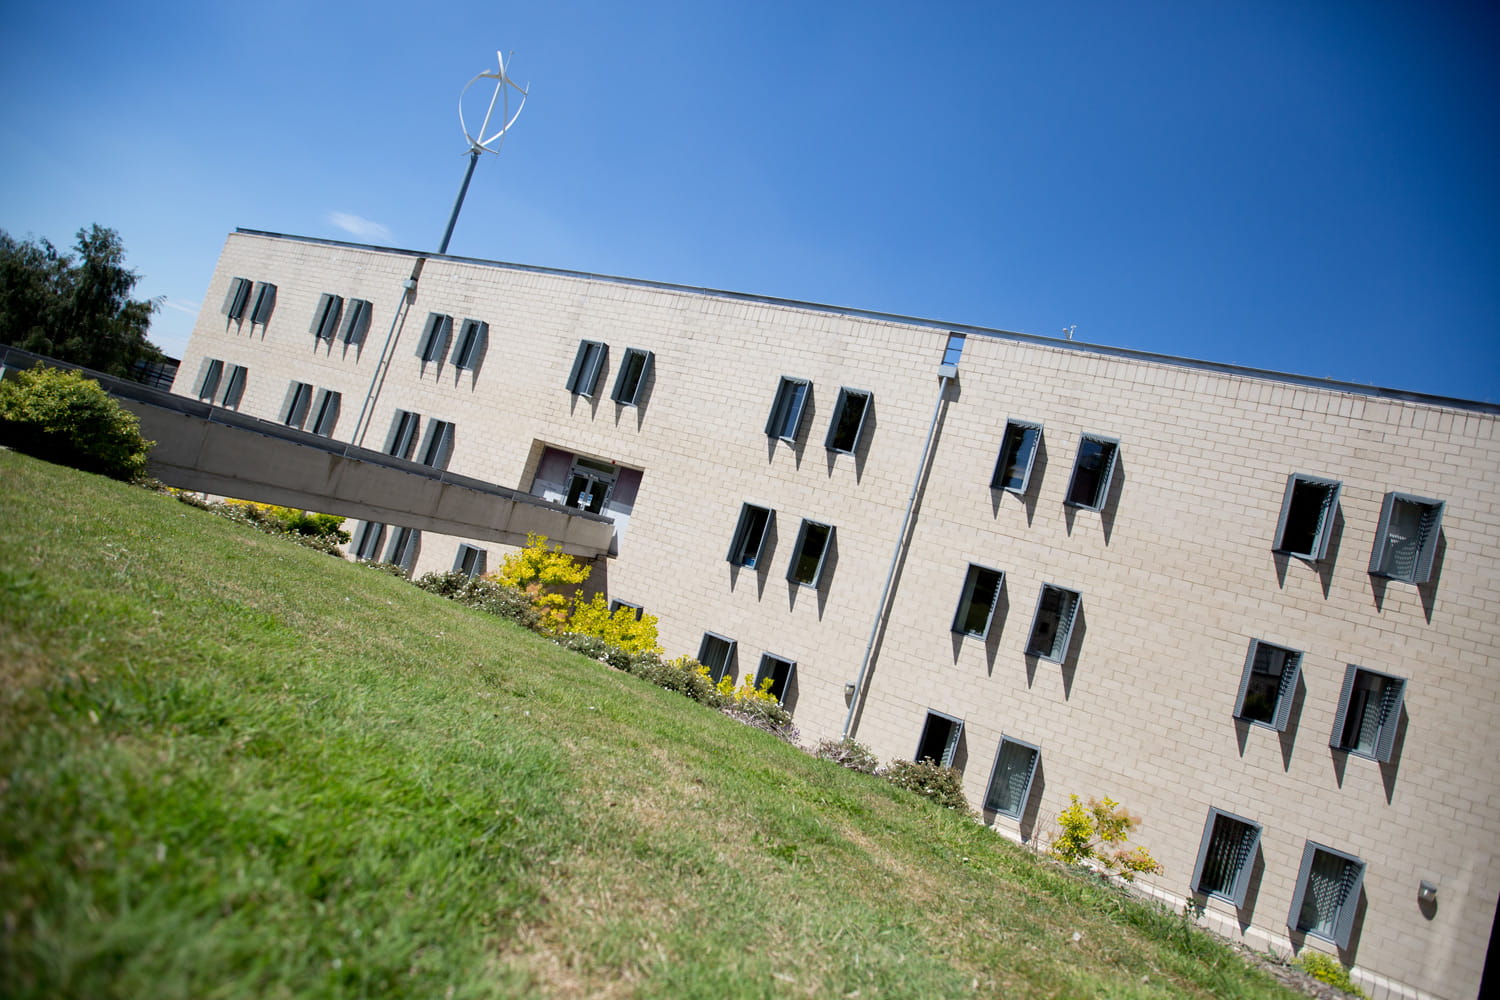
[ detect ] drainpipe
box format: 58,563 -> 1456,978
841,361 -> 957,738
347,258 -> 425,452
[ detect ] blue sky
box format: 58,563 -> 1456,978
1,1 -> 1496,401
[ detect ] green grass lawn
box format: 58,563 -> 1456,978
0,450 -> 1305,999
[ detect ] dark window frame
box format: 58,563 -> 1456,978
1287,841 -> 1366,949
1233,639 -> 1302,731
611,347 -> 653,405
825,387 -> 872,454
566,340 -> 608,397
1191,807 -> 1262,907
786,519 -> 834,588
992,420 -> 1043,493
1368,492 -> 1444,584
1026,584 -> 1081,662
416,313 -> 453,364
1273,473 -> 1342,560
983,735 -> 1039,819
697,632 -> 737,684
727,503 -> 774,569
1064,434 -> 1119,510
765,376 -> 811,442
952,564 -> 1004,639
1330,664 -> 1406,762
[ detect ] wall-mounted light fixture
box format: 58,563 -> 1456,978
1418,880 -> 1438,903
844,681 -> 858,698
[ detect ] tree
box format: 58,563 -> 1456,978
0,225 -> 164,379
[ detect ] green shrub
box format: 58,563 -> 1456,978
414,570 -> 542,631
882,759 -> 975,815
1294,952 -> 1367,999
0,365 -> 152,480
811,736 -> 880,774
1048,795 -> 1164,881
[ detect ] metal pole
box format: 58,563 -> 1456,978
842,373 -> 952,739
437,149 -> 481,255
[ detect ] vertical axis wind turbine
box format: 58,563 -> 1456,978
437,51 -> 529,255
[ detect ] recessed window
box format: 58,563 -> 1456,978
353,521 -> 386,561
941,332 -> 965,367
195,359 -> 247,408
196,359 -> 224,402
697,632 -> 736,684
249,282 -> 277,324
1273,473 -> 1341,560
755,654 -> 796,703
787,519 -> 833,588
915,710 -> 963,767
450,318 -> 488,371
984,736 -> 1039,818
1026,584 -> 1080,662
991,421 -> 1042,493
310,389 -> 341,437
222,277 -> 252,320
339,299 -> 372,345
417,420 -> 455,469
609,599 -> 643,620
1191,808 -> 1262,907
454,543 -> 487,578
1331,665 -> 1406,762
765,376 -> 810,442
1369,492 -> 1444,584
566,340 -> 608,397
952,564 -> 1004,639
1234,640 -> 1302,730
1065,434 -> 1118,510
1288,842 -> 1366,949
611,348 -> 653,405
416,313 -> 453,364
385,526 -> 419,572
310,293 -> 344,341
825,388 -> 871,454
386,410 -> 421,459
282,381 -> 314,428
727,503 -> 774,568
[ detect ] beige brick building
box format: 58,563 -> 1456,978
178,229 -> 1499,999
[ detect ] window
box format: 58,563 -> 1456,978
310,389 -> 341,437
353,521 -> 386,561
991,420 -> 1041,493
787,519 -> 833,588
1274,474 -> 1341,560
726,503 -> 774,568
1369,492 -> 1444,584
952,564 -> 1004,638
609,599 -> 643,620
282,381 -> 314,428
1026,584 -> 1080,662
454,543 -> 487,578
200,363 -> 247,409
984,737 -> 1039,818
417,419 -> 455,469
1233,640 -> 1302,730
697,632 -> 736,684
755,654 -> 796,703
1191,808 -> 1262,907
1065,434 -> 1118,510
416,313 -> 453,364
611,348 -> 653,405
942,332 -> 966,367
1330,665 -> 1406,762
451,318 -> 488,370
385,526 -> 419,571
915,710 -> 963,767
386,410 -> 421,459
339,299 -> 372,345
566,340 -> 608,397
1288,842 -> 1366,949
249,282 -> 277,324
765,376 -> 810,442
309,293 -> 344,341
222,277 -> 252,319
825,388 -> 871,454
196,359 -> 224,402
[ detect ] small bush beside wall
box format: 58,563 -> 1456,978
0,366 -> 152,481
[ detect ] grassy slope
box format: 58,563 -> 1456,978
0,451 -> 1303,1000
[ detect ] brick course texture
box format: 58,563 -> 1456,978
177,230 -> 1500,1000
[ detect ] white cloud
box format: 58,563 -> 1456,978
328,212 -> 393,243
160,298 -> 199,316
